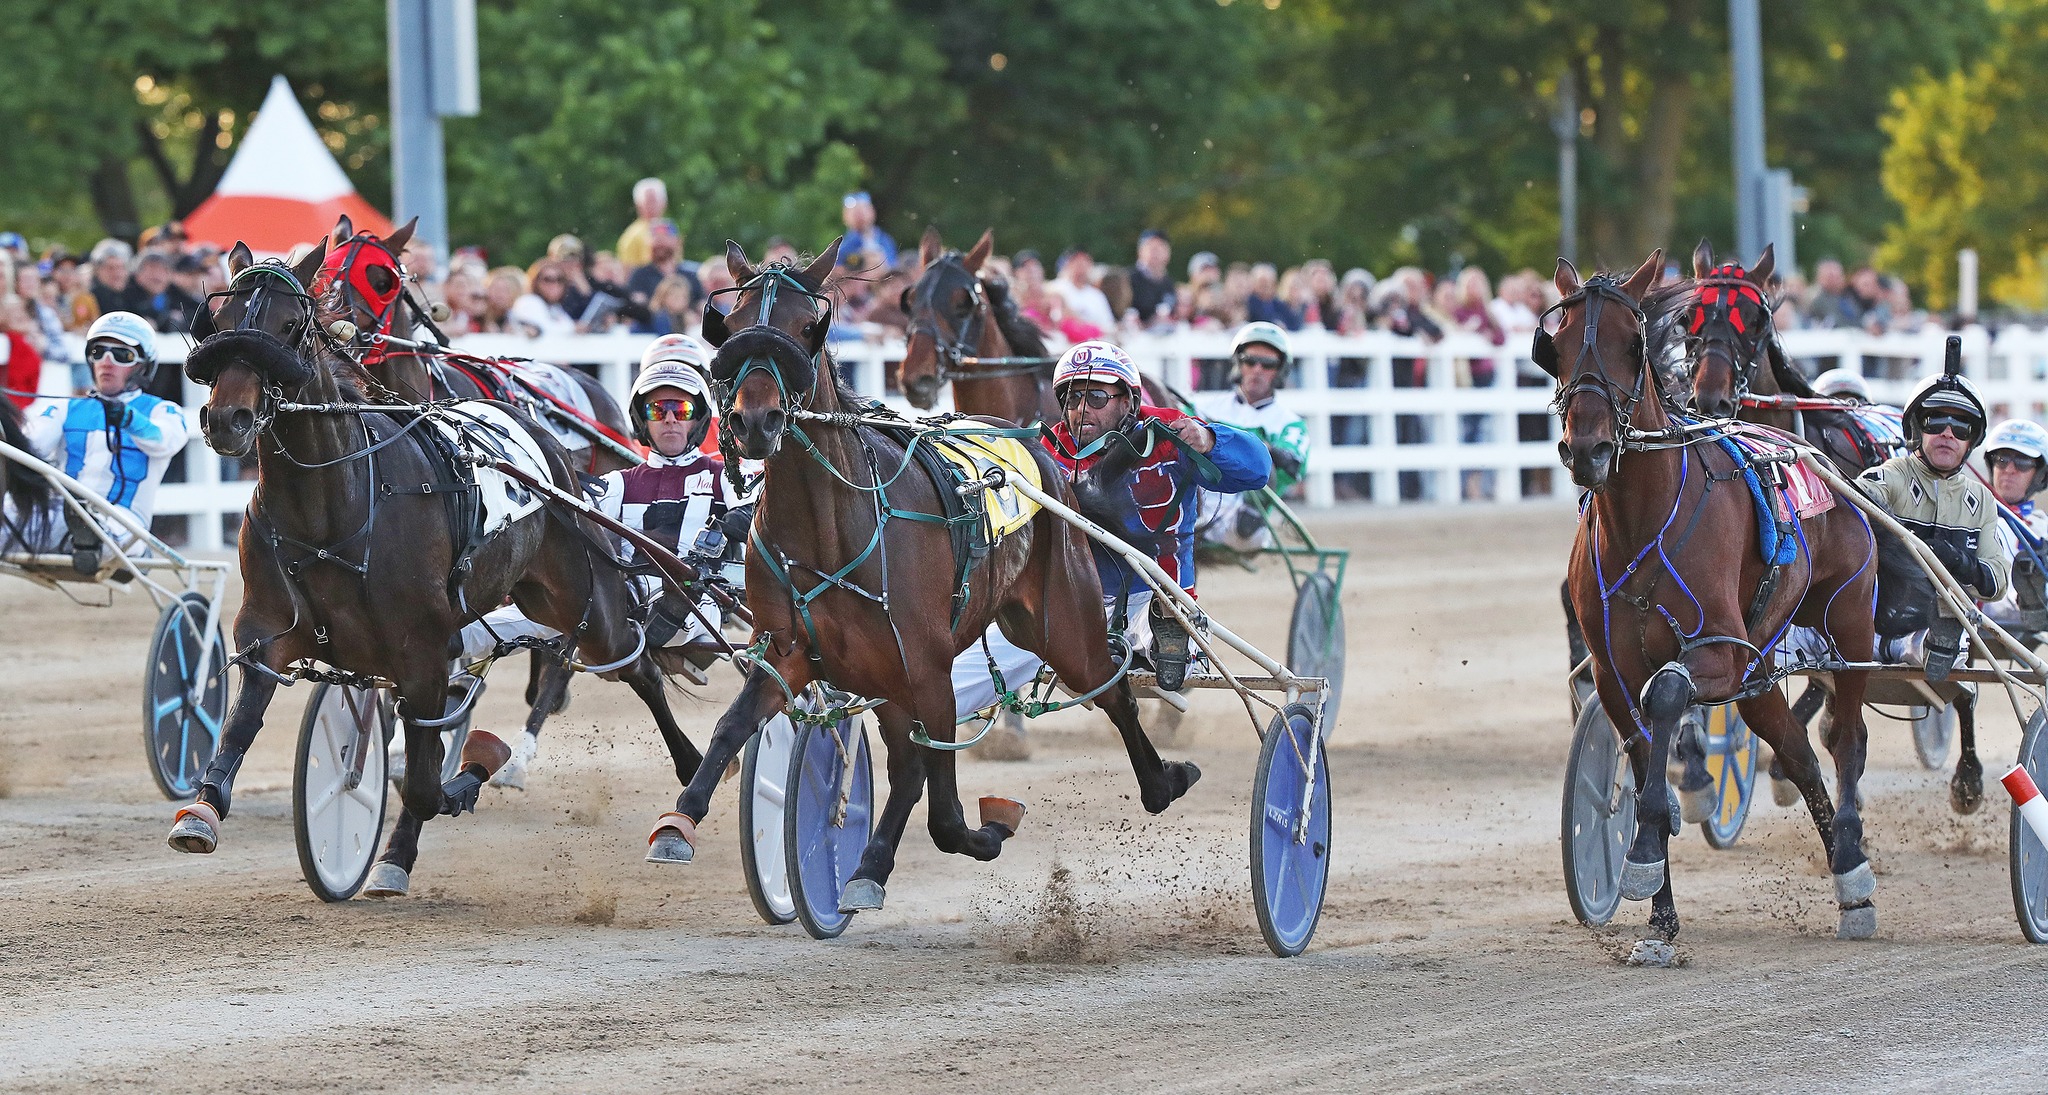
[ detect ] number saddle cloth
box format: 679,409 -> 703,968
878,422 -> 1043,628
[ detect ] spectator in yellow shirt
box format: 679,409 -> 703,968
615,177 -> 668,269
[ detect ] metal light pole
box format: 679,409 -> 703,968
1552,70 -> 1579,265
1729,0 -> 1767,261
388,0 -> 478,262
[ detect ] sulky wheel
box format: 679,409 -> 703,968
143,591 -> 227,801
1250,701 -> 1333,957
1912,702 -> 1956,771
739,714 -> 799,926
1562,698 -> 1637,927
293,683 -> 392,902
784,713 -> 875,940
1698,702 -> 1758,850
2011,709 -> 2048,943
1286,571 -> 1346,717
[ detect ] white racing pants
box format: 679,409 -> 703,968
949,589 -> 1155,718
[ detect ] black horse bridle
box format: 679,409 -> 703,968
186,262 -> 328,440
904,253 -> 1053,384
1537,274 -> 1657,448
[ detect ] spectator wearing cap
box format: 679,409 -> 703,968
0,232 -> 28,268
840,192 -> 897,268
88,239 -> 137,316
1126,229 -> 1178,333
1049,249 -> 1115,342
616,178 -> 668,270
1244,263 -> 1301,331
626,219 -> 702,332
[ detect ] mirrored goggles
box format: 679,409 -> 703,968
640,397 -> 699,422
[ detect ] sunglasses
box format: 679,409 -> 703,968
1061,388 -> 1123,410
88,343 -> 139,365
1920,414 -> 1979,441
537,275 -> 565,285
1990,453 -> 2041,471
1236,353 -> 1285,371
640,398 -> 697,422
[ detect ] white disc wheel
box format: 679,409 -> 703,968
739,715 -> 799,925
294,683 -> 391,902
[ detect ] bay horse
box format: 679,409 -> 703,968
1545,249 -> 1891,943
1678,239 -> 1987,815
166,241 -> 703,897
644,237 -> 1198,914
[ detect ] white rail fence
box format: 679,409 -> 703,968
44,324 -> 2048,552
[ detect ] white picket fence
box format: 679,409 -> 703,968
54,323 -> 2048,551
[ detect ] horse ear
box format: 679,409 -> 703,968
228,242 -> 254,278
332,214 -> 355,245
292,240 -> 329,289
1691,237 -> 1714,280
803,236 -> 844,283
919,225 -> 944,271
1749,243 -> 1775,287
1622,248 -> 1663,300
726,240 -> 757,284
384,217 -> 417,256
701,301 -> 729,347
1553,258 -> 1580,299
963,229 -> 993,275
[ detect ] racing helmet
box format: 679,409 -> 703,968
1902,368 -> 1989,452
1052,340 -> 1142,405
1229,321 -> 1291,388
1811,367 -> 1870,402
84,311 -> 159,392
1983,418 -> 2048,496
631,334 -> 714,448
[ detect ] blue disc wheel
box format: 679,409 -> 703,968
144,591 -> 227,801
1251,701 -> 1333,957
1697,702 -> 1757,849
2010,709 -> 2048,943
784,714 -> 875,940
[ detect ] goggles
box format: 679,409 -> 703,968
640,397 -> 699,422
1920,413 -> 1979,442
1061,387 -> 1124,411
1989,452 -> 2041,471
1235,352 -> 1285,371
88,342 -> 141,365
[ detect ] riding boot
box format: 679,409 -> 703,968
1150,602 -> 1191,693
1924,615 -> 1965,683
63,505 -> 101,576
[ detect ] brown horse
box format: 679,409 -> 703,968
1544,249 -> 1889,943
899,227 -> 1061,426
643,238 -> 1198,914
166,241 -> 703,897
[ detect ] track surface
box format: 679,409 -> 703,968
4,505 -> 2044,1092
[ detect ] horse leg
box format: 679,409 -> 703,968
1950,687 -> 1984,814
615,652 -> 701,788
917,677 -> 1011,863
1625,660 -> 1694,941
842,706 -> 927,912
1821,669 -> 1878,938
494,656 -> 573,791
366,675 -> 513,898
1769,680 -> 1828,807
167,668 -> 280,853
651,663 -> 792,864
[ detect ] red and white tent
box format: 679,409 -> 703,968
184,76 -> 393,255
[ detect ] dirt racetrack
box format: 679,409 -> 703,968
5,503 -> 2047,1093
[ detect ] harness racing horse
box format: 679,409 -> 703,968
166,241 -> 704,897
1676,239 -> 1987,816
899,227 -> 1061,426
644,238 -> 1199,914
1545,249 -> 1894,944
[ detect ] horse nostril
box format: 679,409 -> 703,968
198,406 -> 211,433
761,408 -> 786,436
230,408 -> 254,435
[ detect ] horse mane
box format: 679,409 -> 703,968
982,275 -> 1051,365
0,398 -> 50,513
1765,337 -> 1816,397
1641,277 -> 1696,408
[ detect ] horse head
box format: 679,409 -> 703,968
702,237 -> 842,459
1535,249 -> 1663,490
186,241 -> 330,457
1684,239 -> 1775,419
317,215 -> 417,344
899,226 -> 995,410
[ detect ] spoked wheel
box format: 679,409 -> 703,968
143,591 -> 227,800
1562,699 -> 1636,927
1697,703 -> 1757,849
1250,701 -> 1333,957
784,714 -> 875,940
1286,572 -> 1346,716
1912,702 -> 1956,770
739,714 -> 798,926
2011,709 -> 2048,943
293,683 -> 392,902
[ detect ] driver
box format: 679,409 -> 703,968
1857,367 -> 2010,680
9,312 -> 189,570
1194,321 -> 1309,550
446,334 -> 752,786
1979,419 -> 2048,632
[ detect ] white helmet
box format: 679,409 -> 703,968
1811,367 -> 1869,402
1985,419 -> 2048,496
84,311 -> 160,392
1231,321 -> 1291,360
1903,369 -> 1989,451
632,334 -> 714,447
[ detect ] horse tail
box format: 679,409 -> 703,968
1869,516 -> 1938,640
0,399 -> 51,517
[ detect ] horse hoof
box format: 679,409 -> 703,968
166,801 -> 220,855
1833,861 -> 1876,905
489,732 -> 538,791
1620,858 -> 1665,901
1950,776 -> 1984,815
1625,939 -> 1678,967
646,812 -> 696,864
362,862 -> 411,898
1678,785 -> 1714,825
839,878 -> 885,913
1837,903 -> 1878,940
1771,777 -> 1801,808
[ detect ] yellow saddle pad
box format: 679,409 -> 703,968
933,432 -> 1042,540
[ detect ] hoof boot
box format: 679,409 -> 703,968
363,862 -> 411,898
1833,861 -> 1876,905
839,878 -> 885,913
1837,902 -> 1878,940
1620,858 -> 1665,902
1625,939 -> 1678,967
